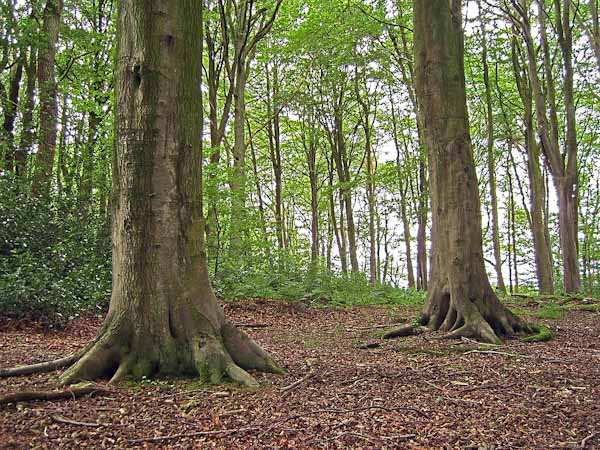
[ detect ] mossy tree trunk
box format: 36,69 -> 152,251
61,0 -> 282,386
413,0 -> 530,344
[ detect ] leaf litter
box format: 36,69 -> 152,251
1,298 -> 599,449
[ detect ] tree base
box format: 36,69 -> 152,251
59,315 -> 283,387
420,286 -> 533,344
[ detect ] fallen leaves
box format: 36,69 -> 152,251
0,299 -> 598,449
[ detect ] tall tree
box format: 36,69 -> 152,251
32,0 -> 63,193
414,0 -> 530,343
219,0 -> 283,257
477,0 -> 507,293
509,0 -> 582,293
60,0 -> 282,385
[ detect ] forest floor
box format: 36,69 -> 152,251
0,297 -> 599,449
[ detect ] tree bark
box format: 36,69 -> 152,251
32,0 -> 63,194
16,46 -> 36,177
414,0 -> 529,344
60,0 -> 282,386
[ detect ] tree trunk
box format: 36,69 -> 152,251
3,52 -> 23,173
16,47 -> 36,177
61,0 -> 282,386
32,0 -> 63,194
478,0 -> 506,293
266,62 -> 285,251
414,0 -> 529,344
511,35 -> 554,294
514,0 -> 582,293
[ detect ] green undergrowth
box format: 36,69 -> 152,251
505,293 -> 600,321
213,259 -> 426,308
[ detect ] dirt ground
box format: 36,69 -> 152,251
0,298 -> 599,449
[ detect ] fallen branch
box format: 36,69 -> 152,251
234,323 -> 270,328
345,322 -> 404,332
51,414 -> 106,428
0,354 -> 79,378
357,342 -> 381,349
0,383 -> 110,406
280,368 -> 316,393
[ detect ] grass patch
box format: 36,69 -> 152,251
535,303 -> 566,320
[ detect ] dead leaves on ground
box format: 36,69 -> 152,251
1,299 -> 599,449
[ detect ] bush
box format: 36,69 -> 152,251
0,177 -> 111,326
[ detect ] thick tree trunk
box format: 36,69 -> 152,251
32,0 -> 63,193
61,0 -> 282,386
414,0 -> 529,344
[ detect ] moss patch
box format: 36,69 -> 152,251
521,325 -> 555,343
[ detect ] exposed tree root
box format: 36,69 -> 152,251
382,324 -> 428,340
420,286 -> 534,344
0,354 -> 80,378
58,316 -> 283,387
0,383 -> 110,406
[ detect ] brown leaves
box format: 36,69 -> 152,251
0,299 -> 599,448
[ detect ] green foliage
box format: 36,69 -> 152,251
0,178 -> 111,326
212,251 -> 424,308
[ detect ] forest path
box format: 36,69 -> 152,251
1,298 -> 599,449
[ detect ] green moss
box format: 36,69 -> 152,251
521,325 -> 554,343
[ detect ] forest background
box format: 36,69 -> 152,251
0,0 -> 599,326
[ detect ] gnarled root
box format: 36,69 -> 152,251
421,287 -> 533,344
59,316 -> 283,387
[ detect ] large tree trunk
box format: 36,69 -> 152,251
61,0 -> 282,386
414,0 -> 529,344
32,0 -> 63,193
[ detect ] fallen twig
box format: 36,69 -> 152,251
235,323 -> 270,328
345,323 -> 404,332
130,404 -> 425,443
580,431 -> 598,448
0,383 -> 110,406
51,414 -> 106,428
280,368 -> 316,393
